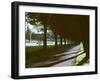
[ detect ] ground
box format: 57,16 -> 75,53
25,43 -> 89,68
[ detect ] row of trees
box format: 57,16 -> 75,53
25,13 -> 68,48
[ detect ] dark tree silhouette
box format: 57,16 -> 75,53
25,13 -> 48,49
60,35 -> 63,46
64,38 -> 67,47
26,26 -> 31,42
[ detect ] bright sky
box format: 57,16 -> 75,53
26,23 -> 53,35
26,23 -> 44,34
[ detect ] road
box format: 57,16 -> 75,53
53,43 -> 84,67
28,43 -> 84,67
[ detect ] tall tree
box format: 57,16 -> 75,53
26,26 -> 32,42
64,38 -> 67,47
60,35 -> 63,46
26,13 -> 51,49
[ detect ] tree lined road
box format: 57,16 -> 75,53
26,12 -> 89,67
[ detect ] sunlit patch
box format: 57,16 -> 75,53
75,42 -> 88,65
75,53 -> 86,64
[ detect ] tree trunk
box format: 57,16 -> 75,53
64,38 -> 67,47
77,17 -> 89,65
60,36 -> 62,46
43,24 -> 47,49
29,32 -> 32,42
55,33 -> 58,48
